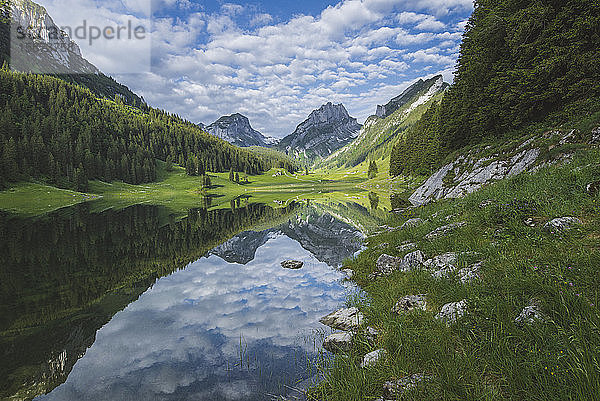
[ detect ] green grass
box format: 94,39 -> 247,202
0,182 -> 100,216
0,160 -> 387,216
310,147 -> 600,401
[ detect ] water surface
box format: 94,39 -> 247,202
0,199 -> 385,400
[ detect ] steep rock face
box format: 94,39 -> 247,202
278,102 -> 361,161
205,113 -> 275,147
209,230 -> 276,264
376,75 -> 448,119
319,75 -> 448,169
10,0 -> 99,74
7,0 -> 143,105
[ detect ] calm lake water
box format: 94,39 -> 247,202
0,199 -> 386,401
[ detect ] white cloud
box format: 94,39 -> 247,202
38,0 -> 473,136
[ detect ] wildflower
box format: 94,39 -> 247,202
569,282 -> 574,287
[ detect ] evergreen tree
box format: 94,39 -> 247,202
368,160 -> 378,179
235,172 -> 239,183
229,168 -> 234,182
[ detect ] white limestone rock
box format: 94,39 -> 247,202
361,349 -> 387,368
436,300 -> 468,325
323,332 -> 354,353
319,307 -> 364,331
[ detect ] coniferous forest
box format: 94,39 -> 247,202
390,0 -> 600,176
0,69 -> 286,190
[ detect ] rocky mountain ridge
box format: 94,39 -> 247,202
319,75 -> 448,169
278,102 -> 362,162
204,113 -> 277,148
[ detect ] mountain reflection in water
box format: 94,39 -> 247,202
0,199 -> 385,401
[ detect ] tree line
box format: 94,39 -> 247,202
390,0 -> 600,176
0,68 -> 276,190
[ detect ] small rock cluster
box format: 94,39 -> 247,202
369,250 -> 425,278
515,299 -> 546,325
374,373 -> 433,400
425,222 -> 467,240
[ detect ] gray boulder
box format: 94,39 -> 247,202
372,251 -> 425,278
383,374 -> 433,399
319,307 -> 364,331
436,300 -> 467,325
281,260 -> 303,269
425,222 -> 466,240
392,294 -> 428,314
323,332 -> 354,353
361,349 -> 387,368
515,299 -> 545,325
544,217 -> 582,232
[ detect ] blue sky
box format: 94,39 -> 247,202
39,0 -> 474,138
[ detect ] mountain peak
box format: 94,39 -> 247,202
278,102 -> 361,162
205,113 -> 274,147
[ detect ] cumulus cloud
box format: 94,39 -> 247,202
38,0 -> 473,136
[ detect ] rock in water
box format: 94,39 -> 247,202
281,260 -> 304,269
361,349 -> 387,368
544,217 -> 582,232
323,332 -> 353,353
436,300 -> 468,325
319,307 -> 364,331
392,294 -> 428,314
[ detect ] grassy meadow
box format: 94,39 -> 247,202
309,148 -> 600,401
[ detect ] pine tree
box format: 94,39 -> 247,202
229,168 -> 235,182
235,172 -> 239,183
368,160 -> 378,179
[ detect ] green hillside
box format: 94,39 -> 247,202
317,81 -> 446,170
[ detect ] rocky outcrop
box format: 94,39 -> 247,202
410,145 -> 541,206
210,230 -> 274,264
319,307 -> 364,331
278,102 -> 361,160
544,217 -> 582,232
376,75 -> 448,119
10,0 -> 99,74
205,113 -> 275,147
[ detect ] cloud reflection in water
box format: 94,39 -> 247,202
37,235 -> 353,401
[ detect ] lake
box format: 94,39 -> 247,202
0,199 -> 387,401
